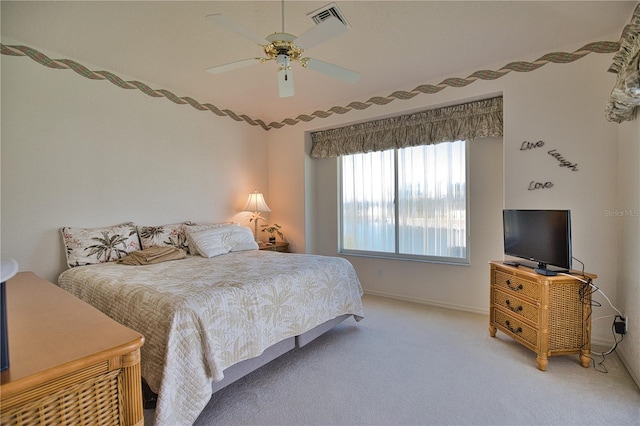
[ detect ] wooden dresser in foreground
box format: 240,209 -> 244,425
489,261 -> 596,371
0,272 -> 144,425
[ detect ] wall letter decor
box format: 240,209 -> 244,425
528,181 -> 554,190
547,149 -> 579,171
520,140 -> 545,150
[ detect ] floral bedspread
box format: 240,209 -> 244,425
57,250 -> 364,425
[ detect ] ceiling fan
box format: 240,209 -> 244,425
205,1 -> 360,98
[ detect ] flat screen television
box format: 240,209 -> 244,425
503,209 -> 572,276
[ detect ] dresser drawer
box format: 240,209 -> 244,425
493,309 -> 538,348
492,288 -> 539,325
1,365 -> 121,426
493,271 -> 539,301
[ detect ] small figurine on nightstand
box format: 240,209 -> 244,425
261,223 -> 284,245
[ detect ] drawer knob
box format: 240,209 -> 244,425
505,300 -> 523,313
506,279 -> 523,292
505,320 -> 523,334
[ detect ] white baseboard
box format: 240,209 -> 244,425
616,346 -> 640,391
363,289 -> 489,315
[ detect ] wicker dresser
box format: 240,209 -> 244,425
488,261 -> 596,371
0,272 -> 144,425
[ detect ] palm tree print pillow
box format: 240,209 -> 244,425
137,223 -> 189,251
61,222 -> 141,268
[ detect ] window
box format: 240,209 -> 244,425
340,140 -> 468,264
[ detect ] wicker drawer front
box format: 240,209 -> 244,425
493,309 -> 538,348
493,289 -> 539,325
1,369 -> 122,426
493,271 -> 539,301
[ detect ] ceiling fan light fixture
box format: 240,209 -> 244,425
206,2 -> 359,97
276,54 -> 291,68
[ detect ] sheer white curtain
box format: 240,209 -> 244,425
341,150 -> 395,252
341,141 -> 467,260
397,141 -> 466,258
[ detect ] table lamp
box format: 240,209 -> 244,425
243,190 -> 271,243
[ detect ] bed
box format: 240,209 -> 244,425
57,222 -> 364,426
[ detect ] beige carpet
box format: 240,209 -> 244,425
145,294 -> 639,425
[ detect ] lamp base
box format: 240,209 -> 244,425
254,217 -> 260,244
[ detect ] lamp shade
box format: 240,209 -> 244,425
243,191 -> 271,213
0,259 -> 18,283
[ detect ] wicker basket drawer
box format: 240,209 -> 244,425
493,288 -> 539,325
493,271 -> 539,301
1,368 -> 122,426
493,309 -> 538,348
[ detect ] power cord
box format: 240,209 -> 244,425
559,256 -> 626,373
587,318 -> 625,373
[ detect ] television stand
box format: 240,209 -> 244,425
489,261 -> 597,371
534,268 -> 558,276
533,261 -> 569,276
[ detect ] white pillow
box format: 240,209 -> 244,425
184,223 -> 236,255
224,226 -> 259,252
187,225 -> 258,255
188,228 -> 231,258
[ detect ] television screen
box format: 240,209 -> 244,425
503,209 -> 572,274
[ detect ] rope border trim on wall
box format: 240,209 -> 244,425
1,41 -> 620,131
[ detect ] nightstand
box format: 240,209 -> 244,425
259,242 -> 289,252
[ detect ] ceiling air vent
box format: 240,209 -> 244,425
307,3 -> 351,28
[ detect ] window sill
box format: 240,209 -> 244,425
339,250 -> 470,266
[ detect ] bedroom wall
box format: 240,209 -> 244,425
266,40 -> 627,350
1,40 -> 269,283
616,117 -> 640,387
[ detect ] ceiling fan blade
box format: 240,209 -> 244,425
294,17 -> 348,50
277,68 -> 295,98
207,14 -> 268,46
303,58 -> 360,84
206,58 -> 260,74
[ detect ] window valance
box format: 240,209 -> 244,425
310,96 -> 503,159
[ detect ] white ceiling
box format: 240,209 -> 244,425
1,1 -> 636,124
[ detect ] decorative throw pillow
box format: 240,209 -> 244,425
224,226 -> 259,252
188,228 -> 231,258
61,222 -> 141,268
137,223 -> 189,251
186,224 -> 258,255
183,222 -> 236,255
